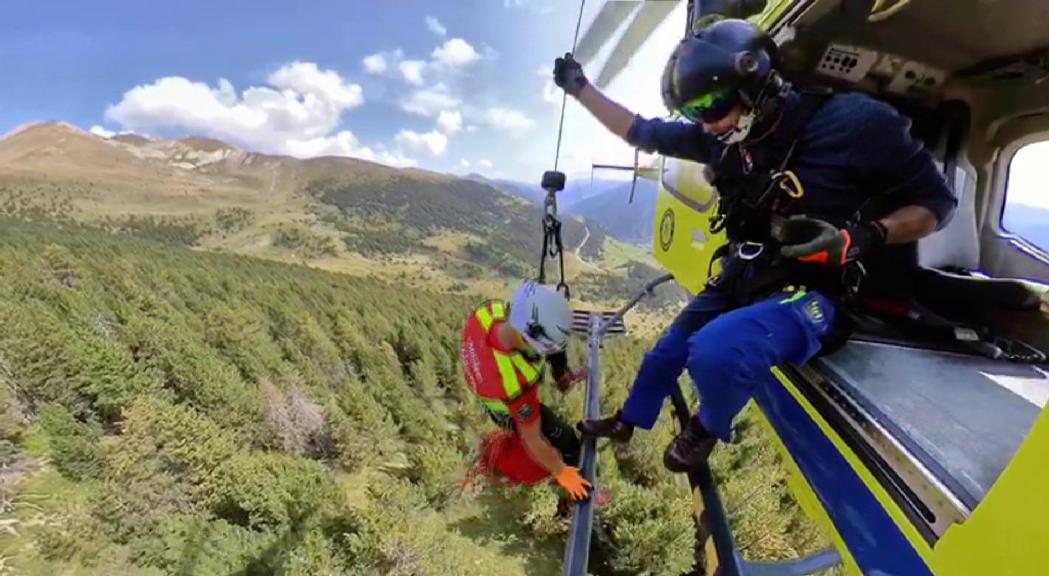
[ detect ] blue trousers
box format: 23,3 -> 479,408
620,287 -> 836,441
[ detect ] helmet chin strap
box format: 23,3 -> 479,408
716,108 -> 756,145
715,70 -> 790,146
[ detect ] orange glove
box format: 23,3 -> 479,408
556,466 -> 593,501
556,368 -> 587,392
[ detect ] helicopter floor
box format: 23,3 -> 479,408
813,339 -> 1049,513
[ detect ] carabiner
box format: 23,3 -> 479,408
777,170 -> 805,199
737,241 -> 765,261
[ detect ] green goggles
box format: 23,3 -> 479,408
677,88 -> 735,123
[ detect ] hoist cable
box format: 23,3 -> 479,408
538,0 -> 587,299
553,0 -> 588,172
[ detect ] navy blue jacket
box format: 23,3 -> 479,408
627,90 -> 956,228
626,89 -> 957,290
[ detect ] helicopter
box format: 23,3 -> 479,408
554,0 -> 1049,575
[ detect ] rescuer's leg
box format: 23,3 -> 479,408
578,289 -> 732,441
664,289 -> 836,472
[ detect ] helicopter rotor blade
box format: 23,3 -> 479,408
594,1 -> 681,88
573,1 -> 640,66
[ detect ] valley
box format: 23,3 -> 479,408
0,122 -> 682,324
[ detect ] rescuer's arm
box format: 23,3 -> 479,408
548,350 -> 586,392
576,84 -> 637,140
779,99 -> 956,264
554,53 -> 715,162
877,204 -> 940,244
855,98 -> 958,233
518,419 -> 591,500
518,418 -> 569,476
778,204 -> 942,266
509,389 -> 590,500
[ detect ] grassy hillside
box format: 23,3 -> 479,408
0,220 -> 831,575
0,123 -> 615,299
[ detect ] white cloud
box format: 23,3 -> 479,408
106,62 -> 364,148
483,107 -> 534,137
459,158 -> 471,169
90,125 -> 115,138
285,130 -> 415,167
479,159 -> 494,168
432,38 -> 480,67
98,61 -> 428,168
437,110 -> 462,135
395,129 -> 448,156
362,53 -> 388,74
399,60 -> 426,86
425,16 -> 447,37
401,83 -> 461,117
267,62 -> 363,110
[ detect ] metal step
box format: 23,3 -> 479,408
571,309 -> 627,336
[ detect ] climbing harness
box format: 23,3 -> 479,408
536,0 -> 587,300
704,89 -> 834,304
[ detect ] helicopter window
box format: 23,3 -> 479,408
1001,140 -> 1049,255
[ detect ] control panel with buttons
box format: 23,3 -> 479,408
816,44 -> 879,83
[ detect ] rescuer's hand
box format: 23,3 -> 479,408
777,216 -> 886,266
556,367 -> 587,392
553,53 -> 589,97
555,466 -> 593,501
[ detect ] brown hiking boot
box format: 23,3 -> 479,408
663,415 -> 716,473
576,410 -> 634,443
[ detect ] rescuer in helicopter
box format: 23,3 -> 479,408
552,18 -> 956,472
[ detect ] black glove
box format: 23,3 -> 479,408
776,216 -> 887,266
553,52 -> 588,97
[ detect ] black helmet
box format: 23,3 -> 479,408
661,19 -> 780,124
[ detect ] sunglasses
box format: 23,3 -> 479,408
678,88 -> 736,124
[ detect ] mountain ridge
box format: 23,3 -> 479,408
0,122 -> 648,301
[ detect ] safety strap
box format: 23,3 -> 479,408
856,296 -> 1047,364
707,89 -> 833,289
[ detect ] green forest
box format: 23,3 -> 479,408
0,220 -> 830,575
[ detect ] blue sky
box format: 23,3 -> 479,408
0,0 -> 688,181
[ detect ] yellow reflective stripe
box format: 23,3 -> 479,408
493,352 -> 521,399
510,354 -> 541,384
490,301 -> 506,320
779,289 -> 808,304
481,397 -> 510,414
476,307 -> 493,331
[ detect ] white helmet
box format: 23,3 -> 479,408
509,281 -> 572,355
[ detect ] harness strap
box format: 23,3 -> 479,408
706,89 -> 834,301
